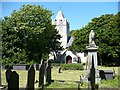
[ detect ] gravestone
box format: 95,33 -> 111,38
86,30 -> 100,82
8,71 -> 19,90
5,68 -> 12,83
45,60 -> 51,84
26,65 -> 35,90
59,67 -> 61,73
99,70 -> 114,80
38,60 -> 45,87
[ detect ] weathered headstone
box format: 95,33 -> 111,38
26,65 -> 35,90
99,70 -> 114,80
46,60 -> 51,84
8,71 -> 19,90
5,68 -> 12,83
38,60 -> 45,87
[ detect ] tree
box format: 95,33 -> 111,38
70,12 -> 120,65
2,4 -> 61,65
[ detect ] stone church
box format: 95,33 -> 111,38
49,10 -> 86,63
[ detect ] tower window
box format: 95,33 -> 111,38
60,20 -> 62,21
55,19 -> 57,21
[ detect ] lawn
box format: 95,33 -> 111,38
1,65 -> 120,89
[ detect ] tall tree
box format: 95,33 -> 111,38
2,4 -> 61,65
70,12 -> 120,65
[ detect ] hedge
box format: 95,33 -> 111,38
60,63 -> 84,70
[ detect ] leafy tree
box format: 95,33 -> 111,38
70,12 -> 120,65
2,4 -> 61,65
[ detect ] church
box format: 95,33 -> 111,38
49,10 -> 87,64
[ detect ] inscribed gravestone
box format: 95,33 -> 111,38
26,65 -> 35,90
8,71 -> 19,90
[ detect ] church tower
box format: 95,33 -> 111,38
52,10 -> 70,49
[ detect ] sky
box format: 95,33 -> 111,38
1,2 -> 118,30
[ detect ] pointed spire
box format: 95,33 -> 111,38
55,10 -> 64,19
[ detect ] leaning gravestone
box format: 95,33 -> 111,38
38,60 -> 45,87
8,71 -> 19,90
26,65 -> 35,90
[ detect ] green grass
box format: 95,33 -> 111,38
1,65 -> 120,89
1,69 -> 39,88
51,66 -> 84,81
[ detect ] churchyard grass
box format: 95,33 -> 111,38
1,65 -> 119,88
1,69 -> 39,88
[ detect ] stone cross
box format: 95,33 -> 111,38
8,71 -> 19,90
26,65 -> 35,90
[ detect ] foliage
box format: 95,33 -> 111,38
51,63 -> 63,66
2,4 -> 61,65
70,12 -> 120,65
60,63 -> 84,70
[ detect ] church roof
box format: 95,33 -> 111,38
55,10 -> 65,19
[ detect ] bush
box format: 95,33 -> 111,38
60,63 -> 84,70
51,63 -> 63,66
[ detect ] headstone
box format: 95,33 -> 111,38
45,60 -> 51,84
38,60 -> 45,87
58,67 -> 61,73
5,68 -> 12,83
8,71 -> 19,90
26,65 -> 35,90
99,70 -> 114,80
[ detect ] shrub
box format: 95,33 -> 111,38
51,63 -> 63,66
60,63 -> 84,70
